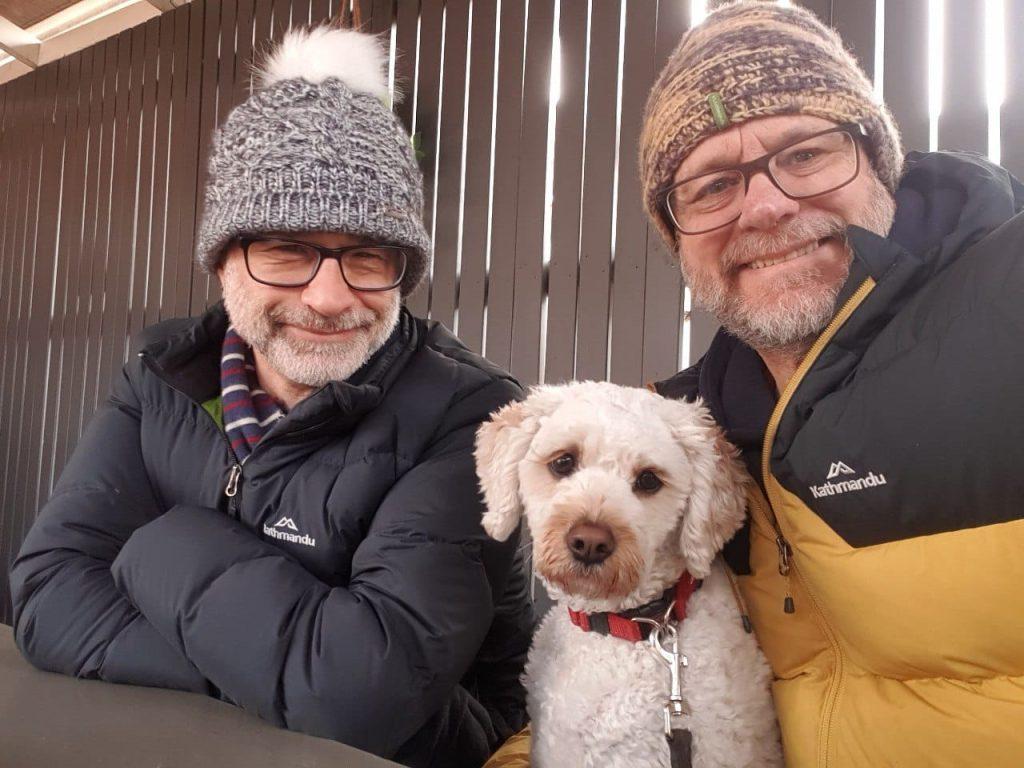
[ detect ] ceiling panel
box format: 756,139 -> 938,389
0,0 -> 82,29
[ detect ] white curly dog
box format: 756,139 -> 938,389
475,381 -> 782,768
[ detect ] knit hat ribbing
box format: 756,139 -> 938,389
639,1 -> 903,248
195,26 -> 430,297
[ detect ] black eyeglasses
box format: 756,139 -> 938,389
659,122 -> 867,235
239,236 -> 409,291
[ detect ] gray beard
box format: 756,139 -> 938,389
220,263 -> 401,389
682,183 -> 896,355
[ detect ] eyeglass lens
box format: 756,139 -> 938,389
246,240 -> 407,290
668,129 -> 858,234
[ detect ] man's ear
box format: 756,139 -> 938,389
657,396 -> 749,578
474,386 -> 565,541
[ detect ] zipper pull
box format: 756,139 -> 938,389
776,534 -> 795,614
225,464 -> 242,497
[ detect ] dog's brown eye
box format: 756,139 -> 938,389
548,452 -> 577,477
634,469 -> 663,494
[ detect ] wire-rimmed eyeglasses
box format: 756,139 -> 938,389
659,122 -> 868,236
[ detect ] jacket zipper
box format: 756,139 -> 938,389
758,277 -> 875,614
138,351 -> 248,519
224,462 -> 243,517
758,277 -> 874,767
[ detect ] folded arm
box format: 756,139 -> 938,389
10,366 -> 211,693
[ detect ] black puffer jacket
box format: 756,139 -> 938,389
10,304 -> 534,767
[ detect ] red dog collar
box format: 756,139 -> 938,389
567,574 -> 699,642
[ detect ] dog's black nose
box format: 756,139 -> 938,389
565,523 -> 616,565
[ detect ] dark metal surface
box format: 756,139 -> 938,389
0,624 -> 400,768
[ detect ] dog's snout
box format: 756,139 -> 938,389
565,523 -> 616,565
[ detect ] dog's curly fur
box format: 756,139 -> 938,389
475,382 -> 782,768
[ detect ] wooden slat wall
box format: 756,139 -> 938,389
1,0 -> 1022,623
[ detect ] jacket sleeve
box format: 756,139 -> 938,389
110,377 -> 525,763
9,363 -> 212,694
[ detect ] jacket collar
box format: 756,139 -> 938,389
138,302 -> 418,432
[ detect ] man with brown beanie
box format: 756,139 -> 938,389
638,2 -> 1024,766
10,25 -> 532,767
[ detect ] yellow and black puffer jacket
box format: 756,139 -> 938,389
656,151 -> 1024,768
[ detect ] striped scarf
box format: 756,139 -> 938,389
221,326 -> 284,463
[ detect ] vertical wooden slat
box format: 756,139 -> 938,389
391,1 -> 424,312
453,0 -> 496,353
38,52 -> 83,509
406,0 -> 443,318
507,0 -> 554,385
94,30 -> 137,421
233,0 -> 257,107
251,0 -> 274,97
392,0 -> 418,135
797,0 -> 832,25
428,0 -> 470,330
938,0 -> 986,154
0,75 -> 26,456
76,39 -> 118,438
482,0 -> 526,369
129,18 -> 161,337
366,0 -> 395,35
883,0 -> 929,154
0,74 -> 34,471
310,0 -> 332,25
9,63 -> 60,579
0,71 -> 46,610
162,6 -> 190,318
52,47 -> 96,482
609,0 -> 658,387
573,0 -> 621,381
543,0 -> 588,384
0,73 -> 14,623
166,0 -> 205,318
272,0 -> 294,41
0,73 -> 24,600
832,0 -> 875,83
146,11 -> 176,327
189,0 -> 223,315
21,59 -> 70,534
1003,0 -> 1024,178
640,0 -> 688,382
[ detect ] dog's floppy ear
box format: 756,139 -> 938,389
474,387 -> 565,541
658,397 -> 749,578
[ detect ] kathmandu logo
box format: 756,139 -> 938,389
810,461 -> 887,499
826,461 -> 855,479
263,516 -> 316,547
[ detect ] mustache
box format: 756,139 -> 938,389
721,215 -> 848,271
267,306 -> 378,332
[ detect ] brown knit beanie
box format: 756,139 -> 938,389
639,0 -> 903,248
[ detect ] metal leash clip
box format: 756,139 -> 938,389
634,602 -> 694,768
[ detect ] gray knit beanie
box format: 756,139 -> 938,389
640,1 -> 903,248
195,26 -> 430,297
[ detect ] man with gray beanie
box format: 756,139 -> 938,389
10,26 -> 533,767
638,2 -> 1024,766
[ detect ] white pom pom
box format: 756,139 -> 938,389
258,26 -> 390,102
